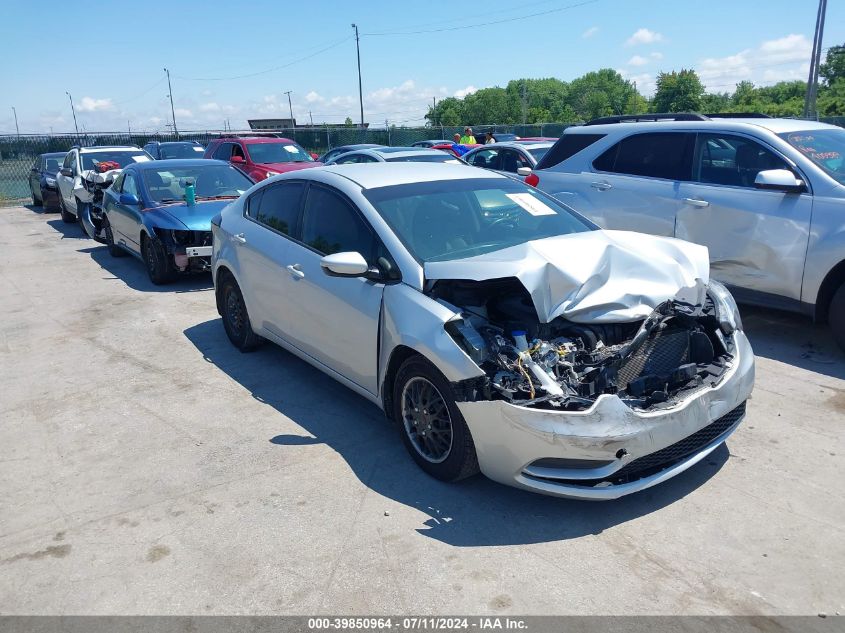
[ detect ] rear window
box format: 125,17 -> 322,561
535,133 -> 605,170
593,132 -> 692,181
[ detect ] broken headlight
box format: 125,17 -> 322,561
445,317 -> 487,365
708,280 -> 743,334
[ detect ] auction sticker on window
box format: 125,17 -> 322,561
284,145 -> 300,153
506,193 -> 556,216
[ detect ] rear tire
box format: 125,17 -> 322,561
829,283 -> 845,353
218,273 -> 262,352
103,216 -> 126,258
392,355 -> 479,482
142,234 -> 176,285
59,196 -> 75,223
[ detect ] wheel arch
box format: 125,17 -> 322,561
814,259 -> 845,323
381,345 -> 423,415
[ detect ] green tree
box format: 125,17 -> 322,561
567,69 -> 640,119
652,69 -> 705,112
343,117 -> 353,127
820,44 -> 845,86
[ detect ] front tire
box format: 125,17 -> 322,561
59,196 -> 75,223
103,216 -> 126,258
392,355 -> 479,482
31,184 -> 41,206
218,273 -> 262,352
141,234 -> 176,285
829,283 -> 845,353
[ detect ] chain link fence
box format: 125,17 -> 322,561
2,119 -> 843,207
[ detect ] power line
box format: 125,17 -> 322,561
364,0 -> 599,36
111,77 -> 166,106
175,37 -> 352,81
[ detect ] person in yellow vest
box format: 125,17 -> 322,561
459,127 -> 477,144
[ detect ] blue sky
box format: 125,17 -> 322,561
2,0 -> 843,133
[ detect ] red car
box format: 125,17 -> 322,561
204,137 -> 322,182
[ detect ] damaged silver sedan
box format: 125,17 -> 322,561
212,163 -> 755,499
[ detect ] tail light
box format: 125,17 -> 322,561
525,172 -> 540,187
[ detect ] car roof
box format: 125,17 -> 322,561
78,146 -> 144,153
156,141 -> 202,146
565,118 -> 841,135
334,143 -> 384,150
131,158 -> 228,170
40,152 -> 67,157
366,148 -> 453,160
318,162 -> 503,189
476,141 -> 554,151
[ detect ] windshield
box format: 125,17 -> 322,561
385,154 -> 462,163
81,151 -> 150,171
778,129 -> 845,185
141,164 -> 253,203
159,143 -> 205,159
245,142 -> 314,164
43,156 -> 63,172
363,178 -> 593,262
528,147 -> 550,161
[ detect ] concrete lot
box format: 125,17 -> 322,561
0,204 -> 843,616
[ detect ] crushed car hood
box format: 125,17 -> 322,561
424,230 -> 710,323
147,199 -> 233,231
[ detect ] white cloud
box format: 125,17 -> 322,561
77,97 -> 114,112
626,28 -> 663,46
650,52 -> 663,60
582,26 -> 599,39
627,55 -> 649,67
199,102 -> 220,112
305,91 -> 323,103
697,33 -> 812,91
174,108 -> 193,118
619,70 -> 656,96
454,85 -> 477,98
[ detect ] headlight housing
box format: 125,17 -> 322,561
708,280 -> 743,334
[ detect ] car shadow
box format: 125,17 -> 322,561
46,218 -> 88,240
78,245 -> 213,293
741,304 -> 845,380
184,318 -> 730,547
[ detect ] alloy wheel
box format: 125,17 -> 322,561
400,377 -> 453,464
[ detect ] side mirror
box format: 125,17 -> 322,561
119,193 -> 140,206
230,155 -> 246,164
517,167 -> 533,177
60,167 -> 73,177
754,169 -> 805,193
320,251 -> 370,277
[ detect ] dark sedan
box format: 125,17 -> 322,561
29,152 -> 66,210
143,141 -> 206,159
317,144 -> 385,164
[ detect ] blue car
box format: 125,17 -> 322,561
101,159 -> 254,284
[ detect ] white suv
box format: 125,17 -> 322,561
56,145 -> 151,223
527,114 -> 845,349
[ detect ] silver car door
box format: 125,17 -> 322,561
57,151 -> 75,205
676,132 -> 812,303
234,181 -> 304,335
582,132 -> 693,236
280,184 -> 384,395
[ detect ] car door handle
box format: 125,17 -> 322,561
286,264 -> 305,279
590,181 -> 612,191
683,198 -> 710,208
233,232 -> 247,244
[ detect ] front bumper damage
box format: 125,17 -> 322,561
458,330 -> 755,500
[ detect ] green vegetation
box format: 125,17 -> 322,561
426,45 -> 845,124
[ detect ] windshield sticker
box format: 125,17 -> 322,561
506,193 -> 556,216
813,151 -> 841,160
132,155 -> 151,162
283,145 -> 299,153
193,146 -> 204,152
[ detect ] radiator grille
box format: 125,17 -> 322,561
617,329 -> 690,389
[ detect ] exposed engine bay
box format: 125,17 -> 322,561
433,277 -> 734,411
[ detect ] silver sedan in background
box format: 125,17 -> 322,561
211,164 -> 754,499
463,141 -> 554,177
326,146 -> 465,165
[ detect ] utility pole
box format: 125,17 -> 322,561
308,110 -> 314,126
803,0 -> 828,119
386,119 -> 390,145
11,107 -> 19,137
284,90 -> 295,129
66,91 -> 79,137
432,97 -> 436,126
521,82 -> 528,126
164,67 -> 179,137
127,120 -> 131,139
351,24 -> 364,127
